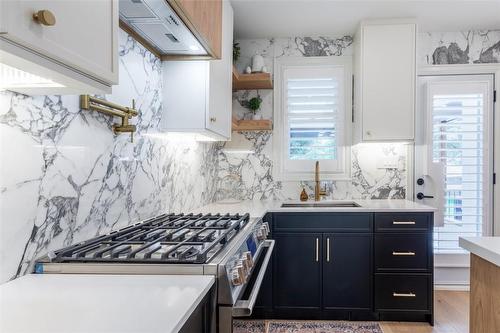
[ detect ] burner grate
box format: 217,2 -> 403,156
46,213 -> 249,264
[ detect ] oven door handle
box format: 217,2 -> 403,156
232,239 -> 275,317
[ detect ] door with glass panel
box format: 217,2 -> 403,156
416,75 -> 494,255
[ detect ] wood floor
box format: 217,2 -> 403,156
380,290 -> 469,333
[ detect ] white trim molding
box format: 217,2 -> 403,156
418,63 -> 500,237
273,56 -> 353,181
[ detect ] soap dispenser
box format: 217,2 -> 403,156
300,187 -> 308,202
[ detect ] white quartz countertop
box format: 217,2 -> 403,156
196,199 -> 436,219
459,237 -> 500,267
0,274 -> 214,333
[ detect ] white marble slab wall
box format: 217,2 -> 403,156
0,30 -> 218,283
419,30 -> 500,65
218,36 -> 409,202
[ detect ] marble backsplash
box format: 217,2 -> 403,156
419,30 -> 500,64
0,30 -> 218,283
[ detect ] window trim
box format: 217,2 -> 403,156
273,56 -> 353,181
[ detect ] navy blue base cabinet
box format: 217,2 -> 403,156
253,212 -> 434,325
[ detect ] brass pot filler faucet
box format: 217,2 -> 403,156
80,95 -> 139,142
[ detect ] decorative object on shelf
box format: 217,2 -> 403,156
232,66 -> 273,91
262,66 -> 268,73
80,95 -> 139,142
251,54 -> 265,73
245,66 -> 252,74
233,42 -> 240,62
243,96 -> 263,120
300,187 -> 309,202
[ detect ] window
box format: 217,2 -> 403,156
424,77 -> 494,253
274,57 -> 352,181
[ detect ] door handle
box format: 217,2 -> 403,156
326,237 -> 330,262
315,238 -> 319,262
417,192 -> 434,200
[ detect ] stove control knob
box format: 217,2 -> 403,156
231,266 -> 244,286
257,225 -> 268,240
256,229 -> 265,241
263,222 -> 270,234
244,251 -> 254,268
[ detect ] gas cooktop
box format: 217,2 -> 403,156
41,213 -> 250,264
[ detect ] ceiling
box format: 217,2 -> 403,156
231,0 -> 500,38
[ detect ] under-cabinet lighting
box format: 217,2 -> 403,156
143,132 -> 218,142
0,63 -> 64,90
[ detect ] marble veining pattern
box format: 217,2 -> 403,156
219,36 -> 407,202
419,30 -> 500,65
0,31 -> 218,283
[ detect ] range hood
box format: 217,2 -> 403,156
119,0 -> 207,56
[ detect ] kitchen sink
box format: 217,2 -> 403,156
281,201 -> 361,208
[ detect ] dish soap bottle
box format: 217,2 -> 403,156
300,187 -> 308,202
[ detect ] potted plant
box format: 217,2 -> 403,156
233,42 -> 240,63
245,96 -> 263,120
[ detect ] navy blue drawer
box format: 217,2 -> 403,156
375,274 -> 431,312
375,213 -> 432,232
375,234 -> 430,272
273,213 -> 372,232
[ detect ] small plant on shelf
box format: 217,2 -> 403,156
233,42 -> 241,63
243,96 -> 263,120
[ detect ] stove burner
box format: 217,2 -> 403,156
45,213 -> 249,264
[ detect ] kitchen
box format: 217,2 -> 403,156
0,1 -> 499,332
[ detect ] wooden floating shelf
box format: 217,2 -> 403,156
232,118 -> 273,132
232,66 -> 273,91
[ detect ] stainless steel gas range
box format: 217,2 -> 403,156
34,213 -> 274,333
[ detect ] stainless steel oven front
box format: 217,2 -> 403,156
215,218 -> 274,333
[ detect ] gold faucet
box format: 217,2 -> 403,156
314,161 -> 327,201
80,95 -> 139,142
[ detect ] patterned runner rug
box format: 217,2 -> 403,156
233,320 -> 383,333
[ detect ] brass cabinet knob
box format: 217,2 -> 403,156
33,10 -> 56,26
210,117 -> 216,122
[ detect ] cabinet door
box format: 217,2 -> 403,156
323,234 -> 372,310
273,233 -> 321,309
207,0 -> 232,139
361,22 -> 415,141
0,0 -> 118,84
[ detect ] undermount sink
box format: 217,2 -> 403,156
281,201 -> 361,208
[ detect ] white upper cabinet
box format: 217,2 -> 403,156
354,20 -> 416,142
162,0 -> 233,141
0,0 -> 118,94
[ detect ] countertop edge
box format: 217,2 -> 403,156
459,237 -> 500,267
171,276 -> 215,333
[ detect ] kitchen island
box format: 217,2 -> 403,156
0,274 -> 214,333
459,237 -> 500,333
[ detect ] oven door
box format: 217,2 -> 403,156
232,239 -> 275,317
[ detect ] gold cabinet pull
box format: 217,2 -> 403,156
392,221 -> 416,225
393,292 -> 416,297
315,238 -> 319,262
392,251 -> 416,256
326,237 -> 330,262
33,10 -> 56,26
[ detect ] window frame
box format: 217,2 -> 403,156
273,56 -> 353,181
